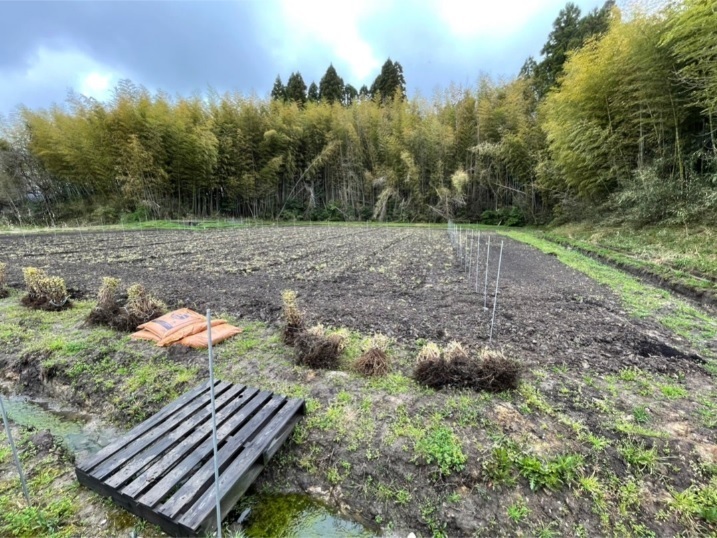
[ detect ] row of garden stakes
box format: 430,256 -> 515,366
447,221 -> 504,343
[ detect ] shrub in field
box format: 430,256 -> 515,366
294,332 -> 342,369
21,267 -> 70,310
87,278 -> 166,331
0,262 -> 8,298
414,343 -> 522,392
281,289 -> 305,345
354,333 -> 391,377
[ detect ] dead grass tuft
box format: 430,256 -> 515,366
354,347 -> 390,377
294,332 -> 341,370
21,267 -> 71,311
281,289 -> 305,345
87,278 -> 166,331
414,344 -> 522,392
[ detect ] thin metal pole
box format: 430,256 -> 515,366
0,395 -> 30,505
483,236 -> 491,308
206,310 -> 222,538
475,231 -> 481,293
489,241 -> 504,343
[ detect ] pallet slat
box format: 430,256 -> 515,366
75,381 -> 304,537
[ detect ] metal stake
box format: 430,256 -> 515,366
483,236 -> 491,308
206,310 -> 222,538
474,231 -> 481,293
0,395 -> 30,505
489,241 -> 505,343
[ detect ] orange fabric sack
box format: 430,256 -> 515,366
179,324 -> 243,349
130,329 -> 160,342
157,319 -> 227,347
137,309 -> 206,340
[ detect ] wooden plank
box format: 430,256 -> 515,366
262,399 -> 306,464
176,398 -> 305,532
90,382 -> 233,480
104,384 -> 246,490
77,380 -> 212,472
138,390 -> 274,509
120,387 -> 260,500
159,394 -> 287,520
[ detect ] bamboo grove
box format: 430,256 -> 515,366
0,0 -> 715,225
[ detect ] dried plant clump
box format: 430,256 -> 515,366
0,262 -> 8,298
416,342 -> 442,363
281,289 -> 305,345
306,324 -> 325,337
126,284 -> 166,322
354,348 -> 389,377
329,328 -> 350,352
21,267 -> 70,311
354,333 -> 391,377
444,341 -> 469,362
473,349 -> 523,392
97,277 -> 121,309
87,278 -> 166,331
414,343 -> 522,393
294,332 -> 341,370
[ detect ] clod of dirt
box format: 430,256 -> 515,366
635,338 -> 704,364
20,294 -> 72,312
294,333 -> 341,369
28,429 -> 56,453
86,304 -> 149,332
414,349 -> 522,392
354,348 -> 390,377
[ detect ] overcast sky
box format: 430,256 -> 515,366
0,0 -> 605,116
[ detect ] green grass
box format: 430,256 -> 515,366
547,223 -> 717,284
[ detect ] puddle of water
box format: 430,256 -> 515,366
240,493 -> 376,538
1,395 -> 118,458
1,396 -> 375,537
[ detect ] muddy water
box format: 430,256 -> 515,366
240,493 -> 375,538
2,395 -> 118,459
1,395 -> 376,537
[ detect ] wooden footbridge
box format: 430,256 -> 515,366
75,380 -> 305,537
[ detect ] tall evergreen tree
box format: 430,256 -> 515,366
359,85 -> 370,98
270,75 -> 286,101
370,59 -> 406,101
319,64 -> 345,104
307,82 -> 320,102
531,1 -> 614,97
285,72 -> 307,105
343,84 -> 358,106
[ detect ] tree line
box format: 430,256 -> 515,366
0,0 -> 714,226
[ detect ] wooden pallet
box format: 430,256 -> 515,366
75,380 -> 305,537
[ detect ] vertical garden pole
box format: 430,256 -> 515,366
489,241 -> 505,343
483,236 -> 491,308
474,231 -> 481,293
0,395 -> 30,505
206,310 -> 222,538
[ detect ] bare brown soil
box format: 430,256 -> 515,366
0,225 -> 706,376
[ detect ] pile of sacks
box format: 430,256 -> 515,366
131,308 -> 242,349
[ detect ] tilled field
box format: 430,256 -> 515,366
0,224 -> 706,375
2,224 -> 717,537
